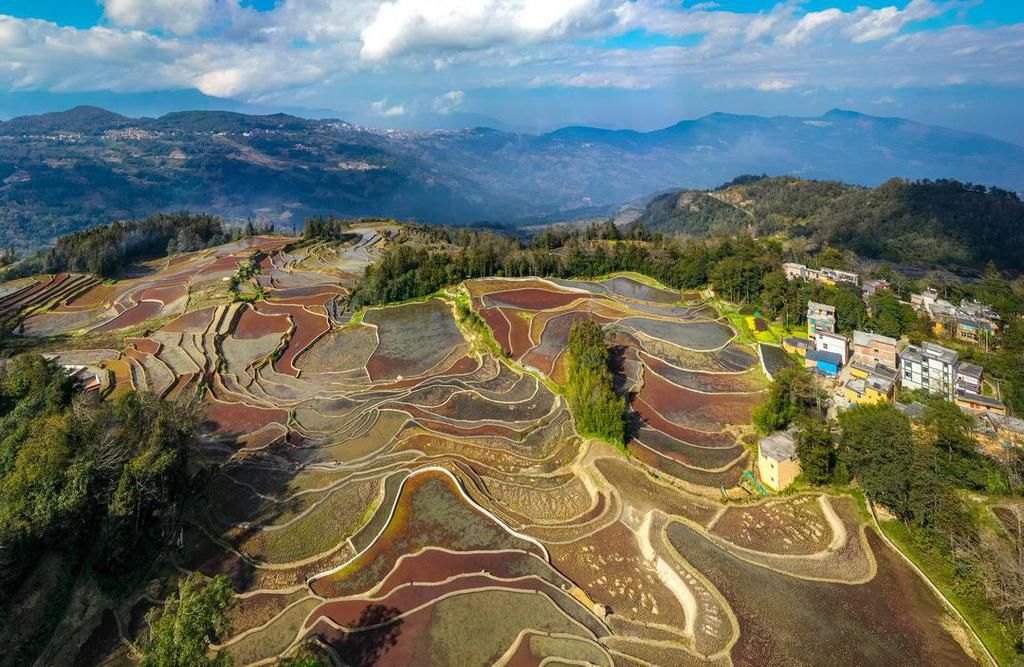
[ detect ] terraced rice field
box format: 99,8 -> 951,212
5,238 -> 977,666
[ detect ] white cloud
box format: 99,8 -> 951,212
0,14 -> 328,97
358,0 -> 621,60
0,0 -> 1020,116
0,15 -> 188,92
779,9 -> 843,46
433,89 -> 465,113
757,79 -> 794,91
371,98 -> 407,116
102,0 -> 218,36
844,0 -> 947,43
558,71 -> 656,90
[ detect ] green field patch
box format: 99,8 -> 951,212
224,477 -> 382,564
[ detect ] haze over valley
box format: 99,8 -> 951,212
2,105 -> 1023,252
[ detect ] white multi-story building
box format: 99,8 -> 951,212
814,331 -> 850,365
783,262 -> 859,286
899,342 -> 959,400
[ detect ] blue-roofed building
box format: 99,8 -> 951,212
806,349 -> 843,377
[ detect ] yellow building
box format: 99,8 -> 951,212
955,393 -> 1007,415
844,364 -> 897,406
758,431 -> 801,491
844,378 -> 890,405
782,337 -> 812,357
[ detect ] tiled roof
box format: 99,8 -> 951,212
957,363 -> 983,378
759,431 -> 797,461
853,330 -> 897,347
807,349 -> 842,365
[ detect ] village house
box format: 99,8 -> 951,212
783,262 -> 859,287
911,290 -> 999,345
861,278 -> 890,298
955,301 -> 1000,345
953,363 -> 1007,415
956,392 -> 1008,415
845,364 -> 898,405
782,337 -> 813,357
895,401 -> 927,419
806,301 -> 836,336
899,342 -> 959,401
782,262 -> 807,281
956,363 -> 984,395
851,330 -> 899,369
814,331 -> 850,365
911,288 -> 957,335
757,431 -> 801,491
805,349 -> 843,377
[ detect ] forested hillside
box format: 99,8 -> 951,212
0,213 -> 261,280
638,177 -> 1024,270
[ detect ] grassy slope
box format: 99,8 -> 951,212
879,519 -> 1015,665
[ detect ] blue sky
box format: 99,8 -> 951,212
1,1 -> 1023,143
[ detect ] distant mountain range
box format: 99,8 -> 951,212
0,90 -> 522,133
1,105 -> 1023,251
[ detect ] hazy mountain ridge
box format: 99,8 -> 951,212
1,106 -> 1023,251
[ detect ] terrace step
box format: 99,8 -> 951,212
178,334 -> 206,374
126,356 -> 149,393
157,336 -> 202,376
219,302 -> 245,335
205,305 -> 227,336
141,354 -> 176,398
0,274 -> 60,316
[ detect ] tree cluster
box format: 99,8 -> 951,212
795,400 -> 1024,644
138,573 -> 234,667
565,319 -> 627,448
349,222 -> 788,309
303,215 -> 356,242
752,366 -> 824,435
33,213 -> 230,278
0,355 -> 202,664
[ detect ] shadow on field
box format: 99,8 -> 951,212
177,440 -> 319,595
324,604 -> 404,666
608,343 -> 643,442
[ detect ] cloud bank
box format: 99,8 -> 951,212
0,1 -> 1019,134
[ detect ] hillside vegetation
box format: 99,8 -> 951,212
639,176 -> 1024,270
0,355 -> 203,665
